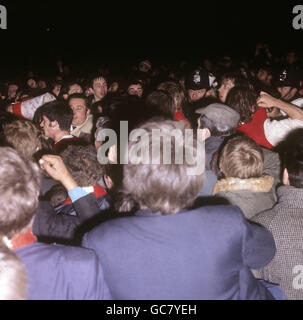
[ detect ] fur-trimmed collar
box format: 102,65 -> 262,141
213,176 -> 274,195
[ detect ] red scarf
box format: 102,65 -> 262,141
9,228 -> 37,250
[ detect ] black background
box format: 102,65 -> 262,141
0,1 -> 302,75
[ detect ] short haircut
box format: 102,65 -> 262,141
157,81 -> 185,110
123,120 -> 204,214
90,74 -> 108,88
280,129 -> 303,188
0,147 -> 40,238
219,135 -> 264,179
3,120 -> 43,161
145,90 -> 176,119
40,101 -> 73,131
199,115 -> 236,138
60,144 -> 108,186
0,241 -> 27,300
225,86 -> 258,124
67,93 -> 91,110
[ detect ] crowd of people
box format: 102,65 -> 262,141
1,43 -> 303,300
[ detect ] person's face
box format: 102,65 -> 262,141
188,89 -> 206,103
38,80 -> 47,89
52,84 -> 62,97
218,79 -> 235,103
139,62 -> 151,73
27,79 -> 37,89
128,84 -> 143,98
41,115 -> 56,140
68,84 -> 83,96
278,86 -> 298,101
93,77 -> 108,101
69,98 -> 90,126
257,69 -> 268,82
8,84 -> 18,99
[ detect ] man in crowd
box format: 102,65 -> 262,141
40,101 -> 81,153
68,93 -> 93,143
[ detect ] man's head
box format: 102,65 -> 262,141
186,67 -> 210,103
61,81 -> 84,100
138,60 -> 152,73
7,83 -> 19,100
68,93 -> 91,126
276,69 -> 300,101
60,144 -> 107,187
127,81 -> 143,98
40,101 -> 73,141
91,75 -> 108,102
281,129 -> 303,188
3,120 -> 43,161
122,120 -> 204,214
0,147 -> 40,239
157,81 -> 185,111
217,73 -> 238,103
225,86 -> 258,124
196,103 -> 240,139
219,135 -> 264,179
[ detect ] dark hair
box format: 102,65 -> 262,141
90,74 -> 108,89
40,101 -> 73,132
280,129 -> 303,188
225,86 -> 258,124
220,72 -> 250,88
60,144 -> 108,186
67,93 -> 91,110
199,115 -> 236,138
59,80 -> 83,99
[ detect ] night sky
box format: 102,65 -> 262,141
0,1 -> 302,73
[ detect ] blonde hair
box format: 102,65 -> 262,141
219,135 -> 264,179
0,147 -> 40,239
157,81 -> 185,110
3,120 -> 42,161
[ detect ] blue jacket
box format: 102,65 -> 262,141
15,242 -> 112,300
82,205 -> 275,300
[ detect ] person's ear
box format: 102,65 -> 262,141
86,108 -> 91,116
283,168 -> 290,186
52,120 -> 59,129
197,128 -> 211,141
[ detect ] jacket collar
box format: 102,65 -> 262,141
276,185 -> 303,211
213,176 -> 274,195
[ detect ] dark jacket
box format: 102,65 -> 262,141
33,193 -> 107,245
82,205 -> 276,300
15,242 -> 112,300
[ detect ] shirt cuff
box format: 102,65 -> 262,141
68,187 -> 88,203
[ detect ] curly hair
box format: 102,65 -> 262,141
3,120 -> 43,161
225,86 -> 258,124
60,144 -> 108,186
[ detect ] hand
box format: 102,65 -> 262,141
39,155 -> 77,191
257,91 -> 279,109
